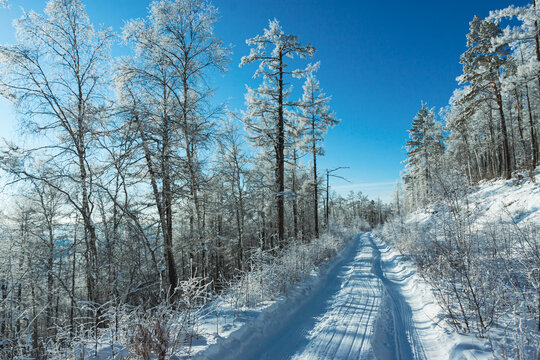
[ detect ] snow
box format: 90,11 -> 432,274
385,171 -> 540,359
194,233 -> 490,360
473,176 -> 540,227
191,236 -> 360,360
49,229 -> 499,359
408,170 -> 540,230
375,236 -> 493,360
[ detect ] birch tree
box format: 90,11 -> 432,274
117,0 -> 229,294
0,0 -> 112,309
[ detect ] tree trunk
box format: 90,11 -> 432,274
493,82 -> 512,179
46,214 -> 54,336
260,208 -> 266,250
28,255 -> 39,359
277,53 -> 285,247
326,170 -> 330,228
70,224 -> 77,337
79,153 -> 99,307
182,72 -> 206,281
139,122 -> 178,298
162,111 -> 177,293
312,118 -> 319,239
526,85 -> 538,181
292,151 -> 299,240
532,0 -> 540,103
508,106 -> 518,169
488,104 -> 497,178
423,127 -> 430,201
461,129 -> 473,184
234,162 -> 245,270
514,89 -> 529,170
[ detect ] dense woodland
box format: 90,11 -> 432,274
0,0 -> 390,358
401,6 -> 540,209
383,3 -> 540,358
4,0 -> 540,358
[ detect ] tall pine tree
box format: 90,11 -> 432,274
240,19 -> 314,246
405,103 -> 444,207
300,72 -> 338,238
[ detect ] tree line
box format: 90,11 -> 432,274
389,3 -> 540,357
403,3 -> 540,209
0,0 -> 383,357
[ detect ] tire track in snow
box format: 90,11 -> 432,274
316,269 -> 373,360
314,287 -> 356,358
370,235 -> 427,360
201,233 -> 428,360
331,262 -> 379,360
344,285 -> 378,360
291,234 -> 381,360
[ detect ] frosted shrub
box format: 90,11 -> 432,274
24,227 -> 354,359
378,202 -> 540,358
127,308 -> 170,360
171,277 -> 209,352
224,227 -> 354,309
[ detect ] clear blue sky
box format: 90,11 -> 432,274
0,0 -> 529,202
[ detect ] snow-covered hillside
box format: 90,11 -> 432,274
408,171 -> 540,230
380,171 -> 540,359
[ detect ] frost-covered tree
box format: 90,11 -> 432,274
215,120 -> 250,270
116,0 -> 229,294
394,6 -> 540,353
240,19 -> 315,246
0,0 -> 112,309
300,72 -> 338,238
458,16 -> 512,179
0,0 -> 368,355
404,103 -> 444,207
488,4 -> 540,180
286,113 -> 305,240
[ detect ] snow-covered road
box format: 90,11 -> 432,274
206,233 -> 430,360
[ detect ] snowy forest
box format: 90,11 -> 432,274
0,0 -> 390,358
401,10 -> 540,207
379,3 -> 540,358
0,0 -> 539,359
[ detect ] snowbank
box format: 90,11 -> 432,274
380,170 -> 540,359
408,169 -> 540,229
375,236 -> 494,360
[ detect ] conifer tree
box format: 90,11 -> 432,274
300,72 -> 338,238
458,16 -> 512,179
405,103 -> 444,207
240,19 -> 315,246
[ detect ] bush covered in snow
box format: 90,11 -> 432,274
378,176 -> 540,359
221,227 -> 356,309
16,227 -> 355,359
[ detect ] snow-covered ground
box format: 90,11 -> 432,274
379,171 -> 540,359
407,170 -> 540,230
194,233 -> 489,360
374,236 -> 493,360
